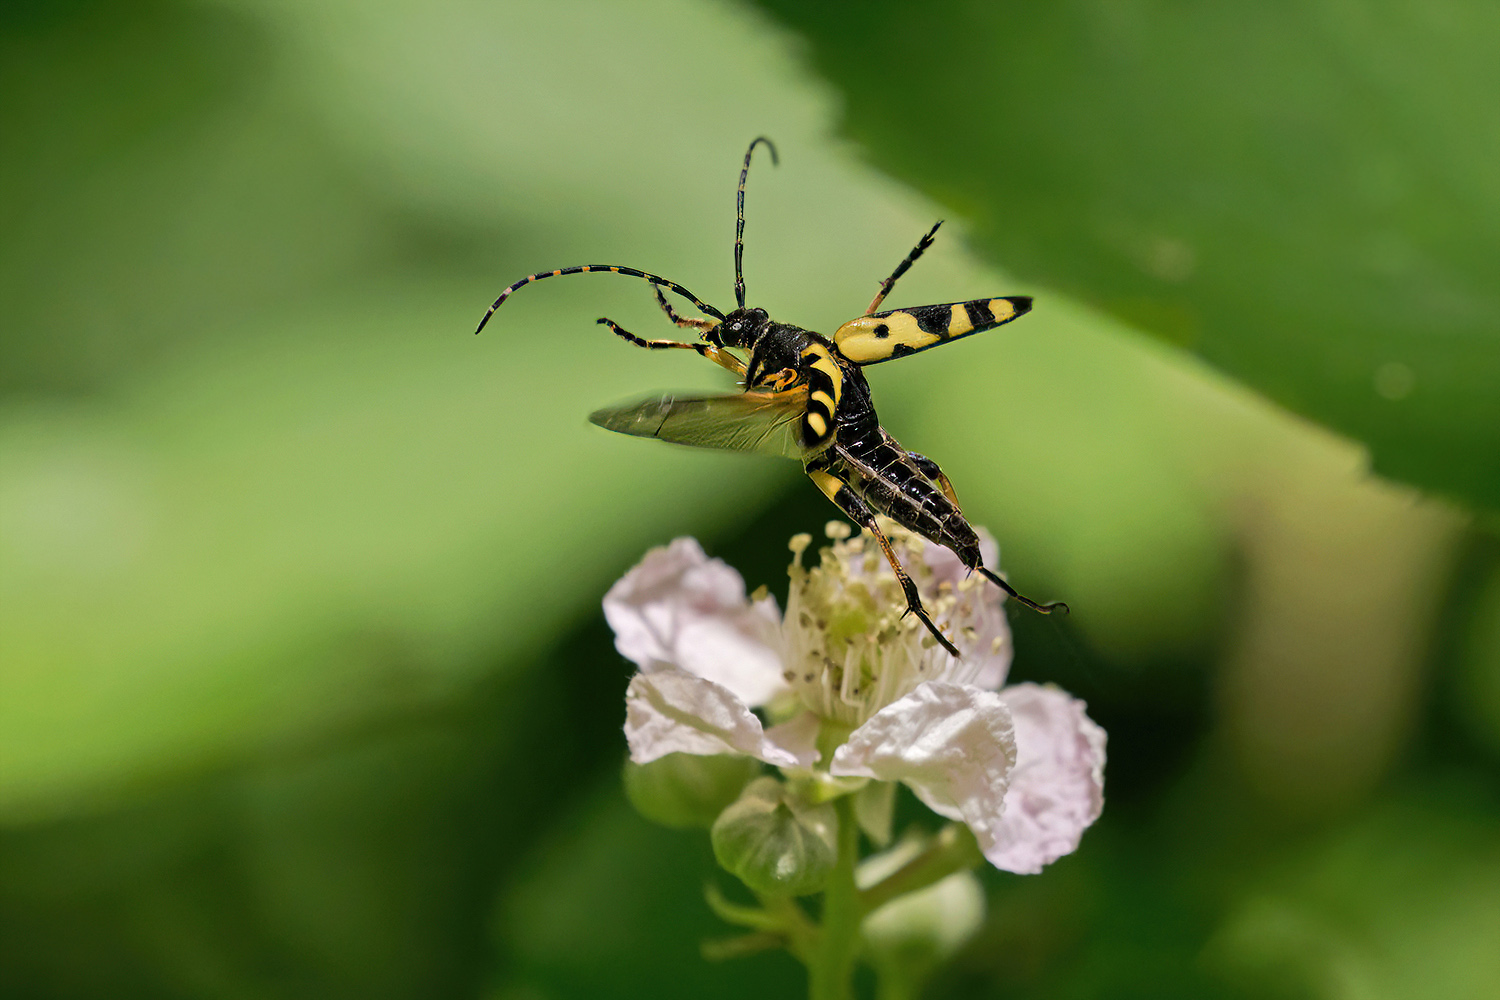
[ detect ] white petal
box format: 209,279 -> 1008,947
763,710 -> 824,765
623,667 -> 815,768
604,538 -> 786,706
946,596 -> 1012,692
986,683 -> 1107,874
921,530 -> 1011,691
920,530 -> 998,590
830,682 -> 1017,843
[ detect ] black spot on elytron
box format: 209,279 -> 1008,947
892,343 -> 916,358
912,305 -> 950,336
873,323 -> 890,339
964,299 -> 996,328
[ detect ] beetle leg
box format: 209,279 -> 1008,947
596,317 -> 746,376
651,284 -> 719,332
805,463 -> 961,658
865,221 -> 942,316
763,367 -> 801,391
975,565 -> 1069,615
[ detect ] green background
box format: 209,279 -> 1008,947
2,1 -> 1497,998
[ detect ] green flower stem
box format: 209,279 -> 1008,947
808,795 -> 862,1000
705,883 -> 816,957
874,966 -> 923,1000
704,882 -> 784,932
858,823 -> 984,914
760,893 -> 818,963
701,931 -> 784,962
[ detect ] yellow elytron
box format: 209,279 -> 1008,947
477,139 -> 1066,656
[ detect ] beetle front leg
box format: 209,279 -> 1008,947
651,284 -> 719,333
596,317 -> 746,376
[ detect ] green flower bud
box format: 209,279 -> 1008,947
863,869 -> 984,958
859,839 -> 986,989
711,776 -> 837,896
623,753 -> 762,830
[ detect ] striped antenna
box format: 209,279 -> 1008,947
734,137 -> 779,311
474,265 -> 725,334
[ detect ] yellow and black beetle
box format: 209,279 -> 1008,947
476,139 -> 1067,657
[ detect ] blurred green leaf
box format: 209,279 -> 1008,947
497,780 -> 804,999
1203,787 -> 1500,1000
1455,562 -> 1500,759
0,289 -> 799,818
0,1 -> 393,394
751,0 -> 1500,510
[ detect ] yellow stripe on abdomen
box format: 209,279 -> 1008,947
798,343 -> 843,448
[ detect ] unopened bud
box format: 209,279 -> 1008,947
623,753 -> 761,830
711,777 -> 837,896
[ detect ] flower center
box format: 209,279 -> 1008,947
780,520 -> 958,726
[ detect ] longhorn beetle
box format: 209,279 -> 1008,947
475,138 -> 1067,657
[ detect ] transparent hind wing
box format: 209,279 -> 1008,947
589,387 -> 810,461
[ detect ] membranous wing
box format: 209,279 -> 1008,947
833,296 -> 1032,365
588,386 -> 810,460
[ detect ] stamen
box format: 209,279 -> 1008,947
789,533 -> 812,560
781,518 -> 999,727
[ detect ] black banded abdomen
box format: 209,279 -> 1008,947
835,437 -> 981,563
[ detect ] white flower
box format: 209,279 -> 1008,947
604,523 -> 1106,874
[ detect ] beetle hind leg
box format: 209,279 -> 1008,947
975,565 -> 1069,615
866,221 -> 943,316
806,466 -> 961,658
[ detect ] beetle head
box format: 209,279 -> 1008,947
715,307 -> 770,349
